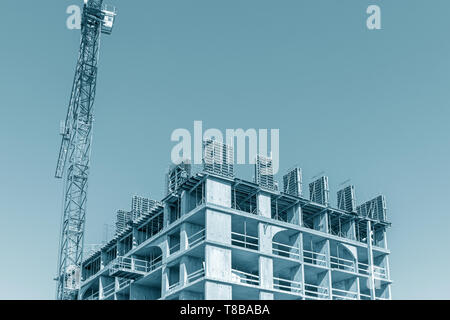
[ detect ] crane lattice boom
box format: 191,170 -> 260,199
55,0 -> 116,300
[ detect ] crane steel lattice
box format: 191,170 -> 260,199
54,0 -> 116,300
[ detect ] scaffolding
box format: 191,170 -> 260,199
255,155 -> 276,191
337,185 -> 356,213
309,176 -> 329,206
202,140 -> 234,178
357,195 -> 387,221
283,167 -> 302,196
166,161 -> 191,194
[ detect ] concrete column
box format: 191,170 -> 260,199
159,235 -> 170,261
349,277 -> 358,298
257,192 -> 271,218
204,206 -> 233,299
206,209 -> 231,244
293,203 -> 302,226
259,256 -> 273,291
99,276 -> 105,300
291,232 -> 302,260
161,266 -> 169,297
313,211 -> 328,232
367,221 -> 376,299
259,291 -> 274,300
325,240 -> 332,300
317,270 -> 330,299
180,190 -> 189,216
163,204 -> 170,228
180,223 -> 189,251
291,265 -> 303,296
258,223 -> 285,254
387,283 -> 392,300
356,277 -> 361,299
205,245 -> 231,281
180,291 -> 203,300
180,257 -> 188,286
206,178 -> 231,207
205,281 -> 232,300
342,219 -> 356,240
132,226 -> 138,248
100,250 -> 107,269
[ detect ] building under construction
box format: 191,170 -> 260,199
79,140 -> 392,300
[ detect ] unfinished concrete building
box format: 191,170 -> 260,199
80,141 -> 392,300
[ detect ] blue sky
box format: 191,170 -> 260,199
0,0 -> 449,299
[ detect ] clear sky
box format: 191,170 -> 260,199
0,0 -> 449,299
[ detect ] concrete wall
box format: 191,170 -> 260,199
206,178 -> 231,207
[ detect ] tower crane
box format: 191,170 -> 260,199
54,0 -> 116,300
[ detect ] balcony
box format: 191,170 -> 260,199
273,276 -> 302,294
272,241 -> 300,260
304,283 -> 329,299
188,229 -> 206,248
85,291 -> 99,300
169,242 -> 181,255
373,265 -> 388,279
231,232 -> 259,251
168,281 -> 180,292
357,262 -> 388,279
360,293 -> 371,300
101,282 -> 115,299
357,262 -> 370,275
109,256 -> 160,279
332,288 -> 358,300
187,267 -> 205,283
231,269 -> 260,286
303,249 -> 327,267
117,278 -> 131,291
330,255 -> 356,273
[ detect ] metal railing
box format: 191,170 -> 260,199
231,269 -> 260,286
360,293 -> 371,300
272,212 -> 289,223
85,291 -> 99,300
273,277 -> 302,294
373,265 -> 387,279
233,202 -> 258,215
169,242 -> 181,255
188,229 -> 206,248
231,232 -> 259,251
303,249 -> 327,267
357,262 -> 387,279
357,262 -> 370,275
330,255 -> 356,272
304,283 -> 329,299
148,255 -> 163,272
187,268 -> 205,283
272,241 -> 301,259
332,288 -> 358,300
110,256 -> 162,275
110,256 -> 147,274
168,281 -> 180,292
118,278 -> 131,290
101,281 -> 115,299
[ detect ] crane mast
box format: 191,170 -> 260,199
55,0 -> 116,300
